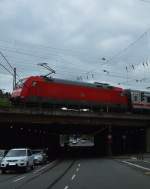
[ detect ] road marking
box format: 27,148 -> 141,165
33,164 -> 50,174
143,160 -> 150,164
76,168 -> 79,172
13,176 -> 26,182
33,160 -> 59,174
78,163 -> 80,167
144,172 -> 150,175
122,161 -> 150,171
71,174 -> 76,180
64,186 -> 69,189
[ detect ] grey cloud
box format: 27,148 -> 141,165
0,0 -> 150,91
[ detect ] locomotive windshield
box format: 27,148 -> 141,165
16,78 -> 27,89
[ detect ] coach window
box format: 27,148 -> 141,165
147,97 -> 150,103
134,95 -> 138,102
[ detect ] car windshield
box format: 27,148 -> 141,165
6,150 -> 26,157
32,150 -> 42,154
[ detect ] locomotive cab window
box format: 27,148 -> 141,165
16,78 -> 26,88
134,95 -> 138,102
32,81 -> 37,87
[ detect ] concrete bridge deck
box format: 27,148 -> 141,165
0,108 -> 150,127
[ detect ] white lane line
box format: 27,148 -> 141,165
78,163 -> 80,167
33,164 -> 50,174
33,160 -> 59,174
71,174 -> 76,180
64,186 -> 69,189
122,161 -> 150,171
76,168 -> 79,172
143,160 -> 150,164
13,176 -> 26,183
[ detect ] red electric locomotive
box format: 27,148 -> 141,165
11,76 -> 128,111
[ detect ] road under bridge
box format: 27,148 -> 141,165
0,108 -> 150,157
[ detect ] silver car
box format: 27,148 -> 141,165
0,148 -> 34,173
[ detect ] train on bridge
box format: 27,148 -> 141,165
11,76 -> 150,112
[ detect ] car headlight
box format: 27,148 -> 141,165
20,159 -> 27,162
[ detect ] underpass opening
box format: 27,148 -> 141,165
0,122 -> 147,159
59,134 -> 97,158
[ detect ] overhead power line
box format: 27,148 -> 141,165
0,50 -> 14,71
140,0 -> 150,3
0,62 -> 13,76
79,27 -> 150,83
0,50 -> 21,86
106,29 -> 150,65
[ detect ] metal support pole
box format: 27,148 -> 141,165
13,67 -> 16,90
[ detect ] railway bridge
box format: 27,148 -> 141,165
0,107 -> 150,156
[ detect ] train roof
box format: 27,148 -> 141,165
40,76 -> 122,90
127,89 -> 150,94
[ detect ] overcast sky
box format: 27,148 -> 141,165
0,0 -> 150,91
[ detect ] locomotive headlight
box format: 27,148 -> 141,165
61,107 -> 67,110
82,109 -> 89,112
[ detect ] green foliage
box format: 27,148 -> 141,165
0,97 -> 12,108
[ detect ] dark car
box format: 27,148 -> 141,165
32,149 -> 48,165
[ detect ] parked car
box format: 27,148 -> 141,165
72,139 -> 77,144
81,139 -> 87,143
32,149 -> 48,165
0,148 -> 34,173
0,150 -> 8,163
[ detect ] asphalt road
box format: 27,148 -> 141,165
0,158 -> 150,189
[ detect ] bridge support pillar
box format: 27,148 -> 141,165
44,134 -> 60,159
146,127 -> 150,153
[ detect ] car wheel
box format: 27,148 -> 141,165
24,162 -> 29,172
41,160 -> 44,165
31,164 -> 34,170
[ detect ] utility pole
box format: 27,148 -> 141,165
13,67 -> 16,90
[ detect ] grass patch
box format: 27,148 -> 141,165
0,97 -> 12,108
